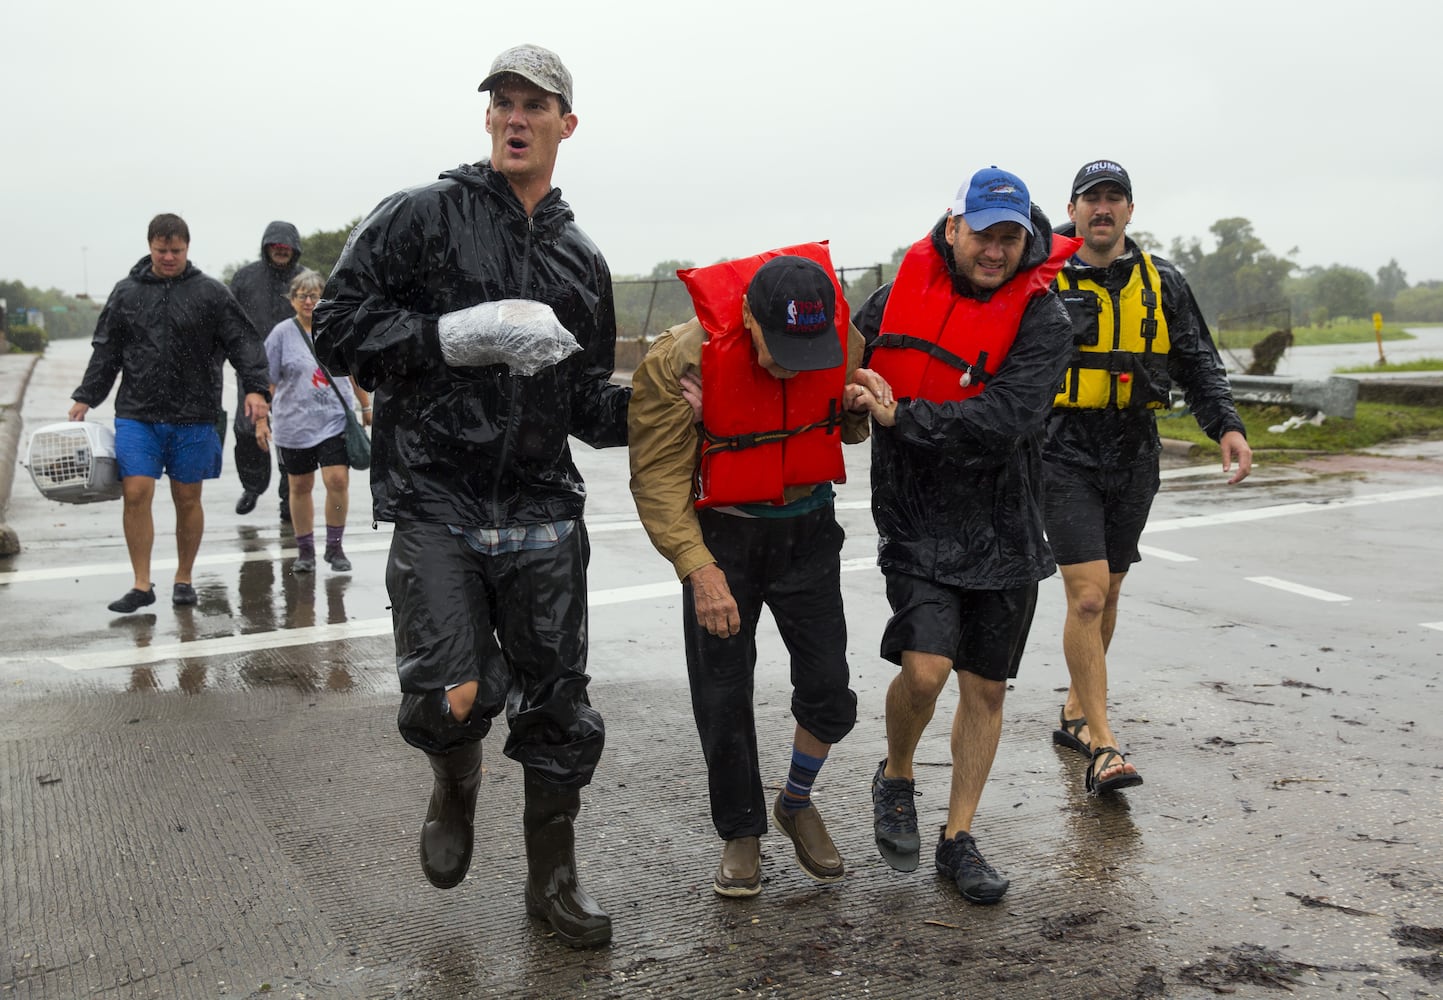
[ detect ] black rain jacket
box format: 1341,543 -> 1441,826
228,221 -> 303,430
1044,229 -> 1245,469
313,160 -> 631,528
73,257 -> 269,423
230,221 -> 304,338
856,207 -> 1074,589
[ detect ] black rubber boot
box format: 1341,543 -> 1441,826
522,769 -> 612,948
418,741 -> 483,889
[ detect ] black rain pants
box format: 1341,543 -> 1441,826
387,519 -> 604,787
682,504 -> 858,840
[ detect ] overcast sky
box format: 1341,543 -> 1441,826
5,0 -> 1440,301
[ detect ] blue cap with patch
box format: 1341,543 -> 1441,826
951,166 -> 1034,234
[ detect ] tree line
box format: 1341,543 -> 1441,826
8,216 -> 1443,347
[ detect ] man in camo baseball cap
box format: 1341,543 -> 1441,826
478,43 -> 574,112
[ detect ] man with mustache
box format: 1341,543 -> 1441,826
1044,160 -> 1252,795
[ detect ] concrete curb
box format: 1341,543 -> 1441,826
0,353 -> 41,556
1159,436 -> 1199,459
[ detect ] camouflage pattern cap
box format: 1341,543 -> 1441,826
478,44 -> 574,109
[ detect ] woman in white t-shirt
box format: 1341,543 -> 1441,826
255,269 -> 370,573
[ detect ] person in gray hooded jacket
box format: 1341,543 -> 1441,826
229,221 -> 303,519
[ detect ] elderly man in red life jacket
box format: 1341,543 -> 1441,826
851,167 -> 1079,905
628,247 -> 891,899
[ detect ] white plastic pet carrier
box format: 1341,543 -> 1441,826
26,421 -> 123,503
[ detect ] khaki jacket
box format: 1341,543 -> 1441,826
628,317 -> 869,582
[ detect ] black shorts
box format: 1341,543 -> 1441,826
276,433 -> 348,475
879,572 -> 1038,682
1043,460 -> 1160,572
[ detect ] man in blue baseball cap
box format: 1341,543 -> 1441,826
851,165 -> 1079,905
954,166 -> 1036,234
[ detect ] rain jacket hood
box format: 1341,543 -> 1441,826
313,159 -> 630,528
258,220 -> 303,263
857,205 -> 1075,589
73,255 -> 270,424
231,222 -> 304,343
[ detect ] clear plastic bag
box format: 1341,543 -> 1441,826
437,299 -> 582,376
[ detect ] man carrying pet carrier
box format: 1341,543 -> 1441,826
69,213 -> 270,614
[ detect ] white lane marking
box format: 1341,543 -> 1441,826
11,487 -> 1438,670
0,520 -> 644,585
590,582 -> 678,606
0,543 -> 377,584
1423,622 -> 1443,632
33,559 -> 888,672
9,486 -> 1436,587
1137,545 -> 1196,563
47,619 -> 396,671
1246,576 -> 1352,603
1144,486 -> 1443,534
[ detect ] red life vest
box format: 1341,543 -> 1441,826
870,232 -> 1080,402
676,242 -> 851,509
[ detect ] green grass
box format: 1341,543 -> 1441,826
1336,357 -> 1443,373
1157,400 -> 1443,455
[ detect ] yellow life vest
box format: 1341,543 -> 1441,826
1053,252 -> 1172,409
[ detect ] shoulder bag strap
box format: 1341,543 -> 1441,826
294,318 -> 355,418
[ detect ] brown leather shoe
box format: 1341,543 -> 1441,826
772,794 -> 844,882
713,836 -> 761,897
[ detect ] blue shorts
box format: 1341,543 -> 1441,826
114,418 -> 223,483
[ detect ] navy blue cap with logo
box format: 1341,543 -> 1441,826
745,256 -> 842,373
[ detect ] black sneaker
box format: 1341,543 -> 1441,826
293,555 -> 315,574
107,587 -> 156,614
872,759 -> 920,872
172,582 -> 198,606
324,546 -> 352,572
935,827 -> 1009,904
234,491 -> 258,515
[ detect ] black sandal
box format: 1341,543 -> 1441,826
1087,746 -> 1143,795
1052,709 -> 1091,758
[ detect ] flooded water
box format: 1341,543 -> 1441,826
1235,323 -> 1443,379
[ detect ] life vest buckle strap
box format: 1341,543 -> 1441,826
701,411 -> 842,453
873,333 -> 988,384
1072,350 -> 1137,375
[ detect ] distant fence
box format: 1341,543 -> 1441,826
612,264 -> 890,369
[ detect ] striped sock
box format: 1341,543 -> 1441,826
295,532 -> 315,559
780,748 -> 827,814
326,524 -> 344,549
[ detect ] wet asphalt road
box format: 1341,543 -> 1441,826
2,340 -> 1442,999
